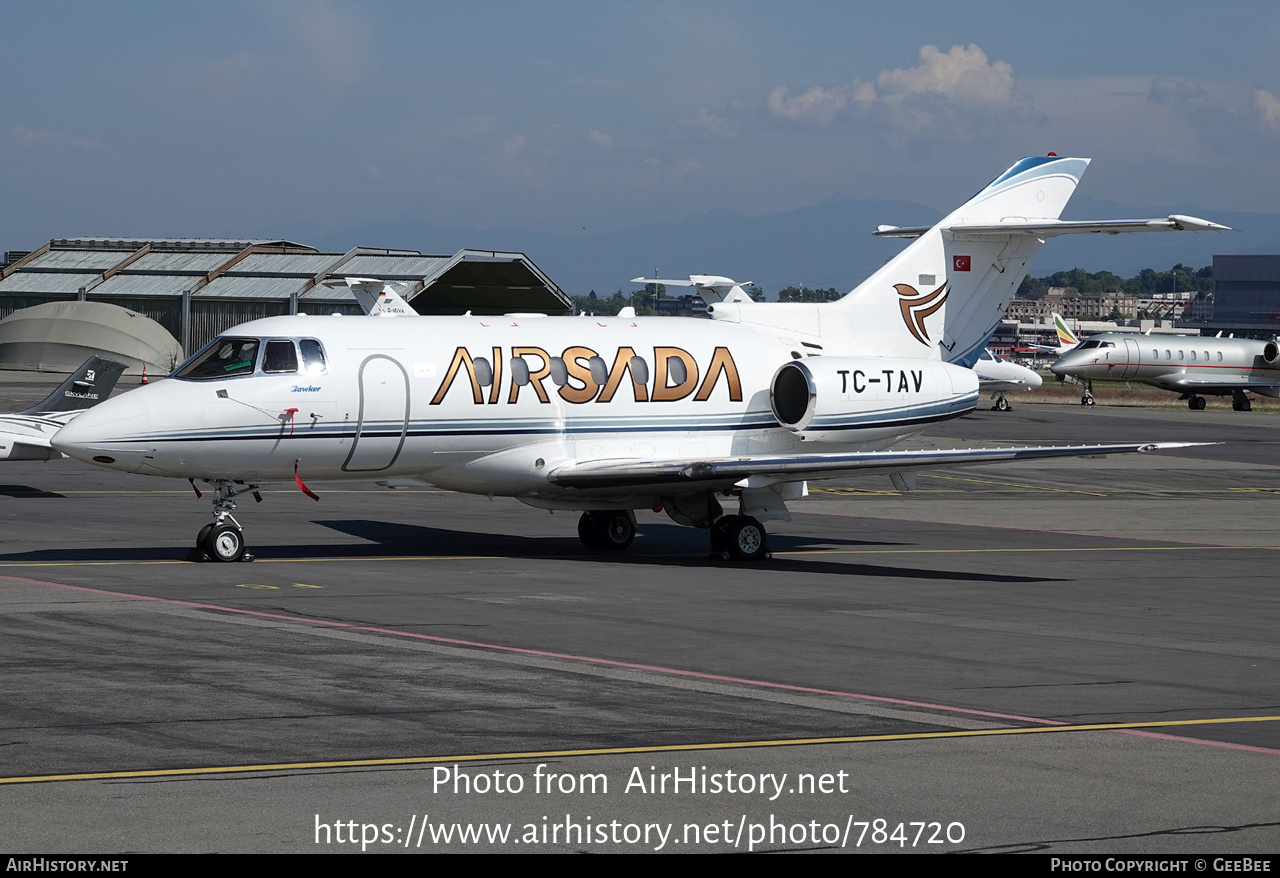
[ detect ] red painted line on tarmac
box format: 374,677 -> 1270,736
9,574 -> 1280,755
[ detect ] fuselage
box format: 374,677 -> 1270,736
973,348 -> 1043,393
51,313 -> 979,498
1050,332 -> 1280,396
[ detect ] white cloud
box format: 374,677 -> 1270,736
690,107 -> 735,138
1256,89 -> 1280,130
765,43 -> 1031,141
875,44 -> 1013,105
588,129 -> 616,148
11,125 -> 102,151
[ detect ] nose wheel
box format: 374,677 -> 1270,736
188,480 -> 257,562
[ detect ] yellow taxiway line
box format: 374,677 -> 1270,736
4,715 -> 1277,785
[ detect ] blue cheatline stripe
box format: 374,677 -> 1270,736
88,406 -> 973,447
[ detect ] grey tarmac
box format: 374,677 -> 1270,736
1,370 -> 1277,853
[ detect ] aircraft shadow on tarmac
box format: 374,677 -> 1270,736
0,484 -> 65,499
304,519 -> 1064,583
0,518 -> 1063,583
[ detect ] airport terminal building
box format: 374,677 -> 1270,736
0,237 -> 571,358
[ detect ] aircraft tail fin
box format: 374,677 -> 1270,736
20,356 -> 127,415
1052,313 -> 1080,349
836,156 -> 1089,366
332,277 -> 417,317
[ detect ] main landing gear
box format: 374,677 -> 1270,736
189,480 -> 259,562
1232,390 -> 1252,412
575,510 -> 773,562
1188,395 -> 1207,411
577,510 -> 636,551
709,514 -> 770,562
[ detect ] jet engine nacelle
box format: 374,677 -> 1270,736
1263,341 -> 1279,365
770,357 -> 979,442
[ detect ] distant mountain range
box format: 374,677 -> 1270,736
306,195 -> 1280,301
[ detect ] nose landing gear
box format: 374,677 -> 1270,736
188,480 -> 259,562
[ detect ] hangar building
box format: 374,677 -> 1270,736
0,238 -> 571,357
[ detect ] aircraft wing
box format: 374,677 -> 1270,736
549,442 -> 1204,491
874,214 -> 1231,240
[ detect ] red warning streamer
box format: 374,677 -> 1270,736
294,461 -> 319,502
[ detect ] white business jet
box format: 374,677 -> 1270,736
52,156 -> 1227,563
973,348 -> 1042,411
1050,333 -> 1280,410
0,356 -> 127,460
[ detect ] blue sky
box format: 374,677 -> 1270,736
1,1 -> 1278,250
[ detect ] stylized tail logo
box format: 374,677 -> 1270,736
895,282 -> 949,345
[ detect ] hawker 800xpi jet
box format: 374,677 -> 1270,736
52,156 -> 1227,562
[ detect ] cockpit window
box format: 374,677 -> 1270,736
1076,340 -> 1113,350
263,340 -> 298,373
299,339 -> 327,375
176,337 -> 260,380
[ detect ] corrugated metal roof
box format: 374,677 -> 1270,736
337,254 -> 453,277
195,276 -> 312,299
0,272 -> 103,293
298,285 -> 363,302
126,251 -> 231,273
232,253 -> 338,274
27,249 -> 135,270
92,274 -> 200,297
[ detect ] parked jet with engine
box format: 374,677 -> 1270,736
973,347 -> 1042,411
1050,332 -> 1280,410
0,356 -> 126,460
51,156 -> 1226,562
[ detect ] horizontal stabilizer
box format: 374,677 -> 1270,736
550,442 -> 1209,491
874,215 -> 1231,240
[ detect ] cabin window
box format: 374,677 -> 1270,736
510,356 -> 531,386
1165,350 -> 1171,359
630,356 -> 650,385
1191,351 -> 1197,361
1217,352 -> 1223,362
473,357 -> 493,387
1152,349 -> 1158,359
666,356 -> 688,385
549,357 -> 568,387
300,339 -> 327,375
1179,350 -> 1184,360
175,337 -> 260,380
1204,351 -> 1210,361
263,340 -> 298,373
588,356 -> 609,386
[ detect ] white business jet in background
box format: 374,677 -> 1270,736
0,356 -> 126,460
52,156 -> 1227,563
973,348 -> 1042,411
1051,333 -> 1280,410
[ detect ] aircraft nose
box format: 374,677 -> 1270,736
1049,355 -> 1076,377
1027,370 -> 1043,389
51,389 -> 151,471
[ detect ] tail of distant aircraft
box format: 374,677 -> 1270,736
19,356 -> 127,415
1053,313 -> 1080,350
330,277 -> 417,317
